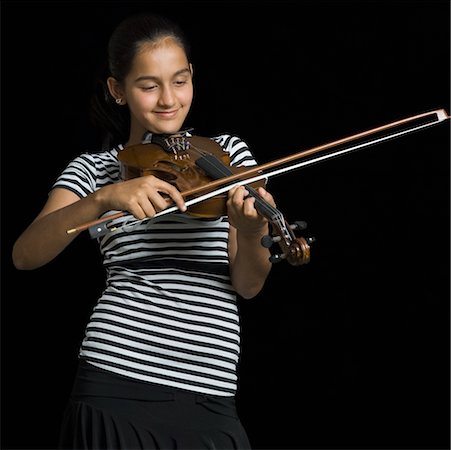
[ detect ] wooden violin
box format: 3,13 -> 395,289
117,132 -> 314,265
117,133 -> 266,219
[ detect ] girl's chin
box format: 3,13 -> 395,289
148,117 -> 188,135
148,125 -> 184,136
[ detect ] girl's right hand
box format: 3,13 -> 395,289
95,175 -> 187,219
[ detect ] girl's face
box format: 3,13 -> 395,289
122,37 -> 193,143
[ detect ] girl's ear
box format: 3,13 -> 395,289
107,77 -> 126,104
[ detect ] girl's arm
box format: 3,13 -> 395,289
227,186 -> 274,299
12,175 -> 186,270
13,188 -> 103,270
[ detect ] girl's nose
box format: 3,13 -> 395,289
158,85 -> 176,107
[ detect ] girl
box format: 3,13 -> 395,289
12,12 -> 275,449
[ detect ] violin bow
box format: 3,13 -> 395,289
67,108 -> 450,238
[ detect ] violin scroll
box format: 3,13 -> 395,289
261,218 -> 315,266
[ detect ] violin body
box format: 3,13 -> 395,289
118,134 -> 264,218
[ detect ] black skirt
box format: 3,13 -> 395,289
58,359 -> 251,449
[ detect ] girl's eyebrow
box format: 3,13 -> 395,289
134,68 -> 191,83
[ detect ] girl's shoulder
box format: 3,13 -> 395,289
210,133 -> 257,167
64,147 -> 121,174
210,133 -> 248,151
78,146 -> 120,162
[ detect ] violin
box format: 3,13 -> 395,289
117,133 -> 266,218
118,132 -> 315,266
67,108 -> 450,266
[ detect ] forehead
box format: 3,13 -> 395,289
133,37 -> 188,68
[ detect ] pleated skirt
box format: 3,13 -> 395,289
58,359 -> 251,449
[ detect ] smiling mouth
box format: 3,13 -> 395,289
155,110 -> 178,119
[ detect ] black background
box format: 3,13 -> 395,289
1,1 -> 450,449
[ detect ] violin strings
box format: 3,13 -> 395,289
169,140 -> 292,239
188,141 -> 284,221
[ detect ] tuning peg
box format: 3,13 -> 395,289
269,253 -> 286,263
261,234 -> 281,248
261,221 -> 309,249
290,221 -> 307,230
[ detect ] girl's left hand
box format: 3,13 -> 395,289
226,186 -> 276,235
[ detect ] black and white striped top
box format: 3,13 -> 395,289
53,134 -> 257,396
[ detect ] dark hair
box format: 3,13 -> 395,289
90,13 -> 191,150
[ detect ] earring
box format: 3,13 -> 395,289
115,98 -> 123,105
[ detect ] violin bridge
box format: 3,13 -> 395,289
152,133 -> 191,160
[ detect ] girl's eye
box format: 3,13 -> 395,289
174,80 -> 188,86
141,85 -> 157,91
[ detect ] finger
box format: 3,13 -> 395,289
166,189 -> 187,212
227,186 -> 237,199
129,188 -> 166,218
230,185 -> 248,203
129,203 -> 154,220
144,194 -> 169,214
256,187 -> 270,200
156,182 -> 186,212
242,195 -> 257,216
144,176 -> 186,212
257,187 -> 276,207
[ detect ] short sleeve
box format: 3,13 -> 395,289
52,153 -> 98,198
212,134 -> 258,168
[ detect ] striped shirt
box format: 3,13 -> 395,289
53,134 -> 257,396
